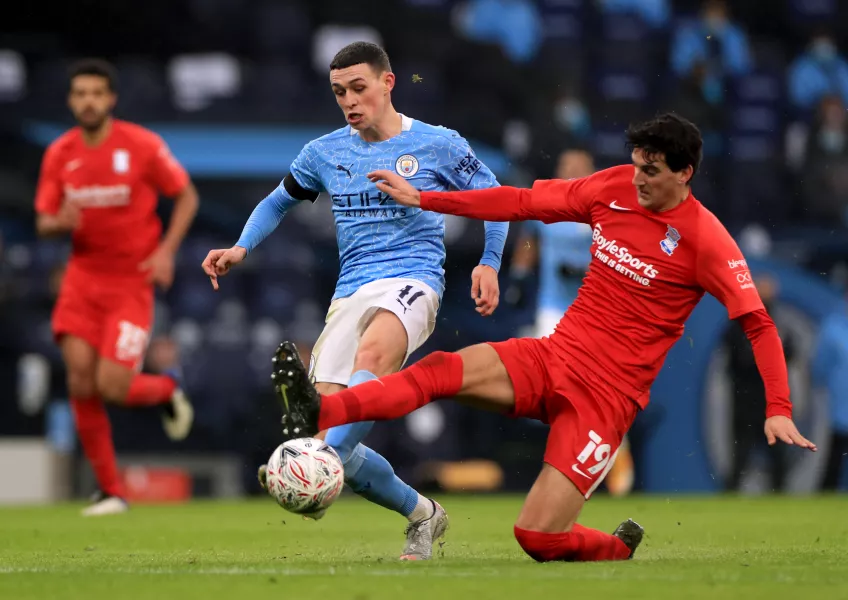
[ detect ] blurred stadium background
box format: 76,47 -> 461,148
2,0 -> 848,506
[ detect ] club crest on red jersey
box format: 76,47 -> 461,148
660,225 -> 681,256
113,149 -> 130,174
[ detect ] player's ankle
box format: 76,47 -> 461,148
407,495 -> 434,523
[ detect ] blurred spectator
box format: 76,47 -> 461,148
788,31 -> 848,113
723,275 -> 793,492
671,0 -> 751,103
145,336 -> 181,373
812,296 -> 848,490
597,0 -> 670,29
506,148 -> 595,336
454,0 -> 543,63
800,95 -> 848,226
668,62 -> 724,134
552,94 -> 592,141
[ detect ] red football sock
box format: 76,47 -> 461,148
319,351 -> 463,430
71,397 -> 125,498
124,374 -> 176,407
513,524 -> 632,562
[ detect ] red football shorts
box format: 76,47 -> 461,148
52,265 -> 153,371
489,336 -> 639,499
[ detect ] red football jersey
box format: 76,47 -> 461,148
35,119 -> 189,277
423,165 -> 764,407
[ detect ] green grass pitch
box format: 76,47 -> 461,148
1,495 -> 846,599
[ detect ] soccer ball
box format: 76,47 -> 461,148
264,438 -> 345,517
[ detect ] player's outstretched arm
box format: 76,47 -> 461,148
201,185 -> 297,290
369,168 -> 526,219
695,218 -> 816,452
368,170 -> 598,224
737,309 -> 817,452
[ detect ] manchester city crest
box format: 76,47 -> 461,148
395,154 -> 419,178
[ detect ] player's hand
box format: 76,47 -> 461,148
366,170 -> 421,207
471,264 -> 500,317
55,201 -> 82,231
139,245 -> 176,290
764,415 -> 817,451
201,246 -> 247,291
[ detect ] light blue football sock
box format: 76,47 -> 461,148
324,369 -> 419,517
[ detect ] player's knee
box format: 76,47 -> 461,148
66,369 -> 96,399
95,372 -> 131,404
513,525 -> 547,562
514,512 -> 547,534
353,342 -> 401,376
513,525 -> 570,563
514,507 -> 574,535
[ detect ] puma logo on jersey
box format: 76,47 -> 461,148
336,164 -> 353,178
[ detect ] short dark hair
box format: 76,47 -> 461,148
625,113 -> 703,178
69,58 -> 117,92
329,42 -> 391,74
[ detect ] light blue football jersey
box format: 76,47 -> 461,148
291,115 -> 500,300
523,220 -> 593,313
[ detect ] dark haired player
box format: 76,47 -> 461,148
202,42 -> 508,559
35,59 -> 199,516
270,113 -> 816,562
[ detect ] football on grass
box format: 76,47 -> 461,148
265,438 -> 344,517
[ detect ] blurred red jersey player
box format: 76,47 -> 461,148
34,59 -> 199,516
271,113 -> 817,563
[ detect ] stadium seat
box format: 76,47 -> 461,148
168,277 -> 228,322
167,53 -> 243,114
28,59 -> 72,117
247,280 -> 299,321
0,50 -> 26,103
243,60 -> 306,121
252,3 -> 312,58
113,58 -> 172,121
538,0 -> 586,42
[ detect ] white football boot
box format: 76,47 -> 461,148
400,500 -> 449,560
162,387 -> 194,441
81,491 -> 129,517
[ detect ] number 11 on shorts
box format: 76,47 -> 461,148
396,285 -> 425,315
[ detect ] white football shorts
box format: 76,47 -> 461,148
309,277 -> 440,386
